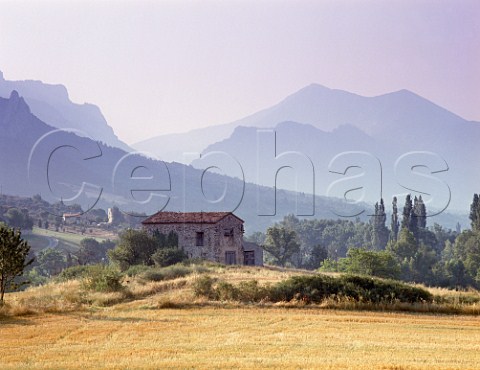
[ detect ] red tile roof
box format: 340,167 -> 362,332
142,212 -> 244,225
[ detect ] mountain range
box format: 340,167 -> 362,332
0,72 -> 474,229
0,90 -> 368,232
0,70 -> 131,151
135,84 -> 480,212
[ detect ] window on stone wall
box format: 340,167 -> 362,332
224,228 -> 234,237
196,232 -> 204,246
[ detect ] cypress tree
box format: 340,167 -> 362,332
470,194 -> 480,232
371,198 -> 389,249
390,197 -> 399,241
415,195 -> 427,229
401,194 -> 413,231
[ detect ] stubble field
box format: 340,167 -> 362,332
1,305 -> 479,369
1,265 -> 479,369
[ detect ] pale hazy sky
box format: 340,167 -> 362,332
0,1 -> 478,144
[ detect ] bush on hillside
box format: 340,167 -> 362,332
151,247 -> 188,267
193,274 -> 433,304
56,265 -> 96,282
192,275 -> 216,299
271,275 -> 432,304
140,265 -> 192,282
81,265 -> 123,293
123,264 -> 151,277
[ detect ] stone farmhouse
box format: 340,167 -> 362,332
142,212 -> 263,266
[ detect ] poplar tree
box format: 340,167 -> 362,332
401,194 -> 413,231
371,198 -> 389,250
413,195 -> 427,230
470,194 -> 480,232
390,197 -> 399,241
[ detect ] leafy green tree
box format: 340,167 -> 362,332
262,226 -> 300,267
3,208 -> 33,230
445,259 -> 467,288
108,229 -> 184,270
54,216 -> 62,232
431,223 -> 456,255
410,243 -> 437,283
343,248 -> 400,279
305,244 -> 328,269
76,238 -> 114,266
89,208 -> 108,223
452,230 -> 480,286
0,225 -> 33,304
36,248 -> 66,277
77,238 -> 102,265
318,258 -> 340,273
108,229 -> 158,270
4,208 -> 24,229
263,215 -> 373,268
388,228 -> 417,260
152,230 -> 178,248
441,239 -> 454,261
150,230 -> 186,267
82,265 -> 123,292
246,231 -> 266,246
151,248 -> 187,267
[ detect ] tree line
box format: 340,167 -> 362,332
254,194 -> 479,289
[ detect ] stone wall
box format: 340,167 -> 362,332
243,241 -> 264,266
217,215 -> 245,264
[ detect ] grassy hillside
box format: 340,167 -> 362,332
1,264 -> 480,369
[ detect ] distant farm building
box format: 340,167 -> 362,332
62,213 -> 82,223
62,212 -> 98,226
142,212 -> 263,266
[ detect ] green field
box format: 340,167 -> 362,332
21,233 -> 51,252
24,227 -> 112,253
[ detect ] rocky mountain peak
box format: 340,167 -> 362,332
8,90 -> 30,114
10,89 -> 19,100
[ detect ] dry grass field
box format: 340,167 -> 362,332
1,265 -> 480,369
1,306 -> 479,369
